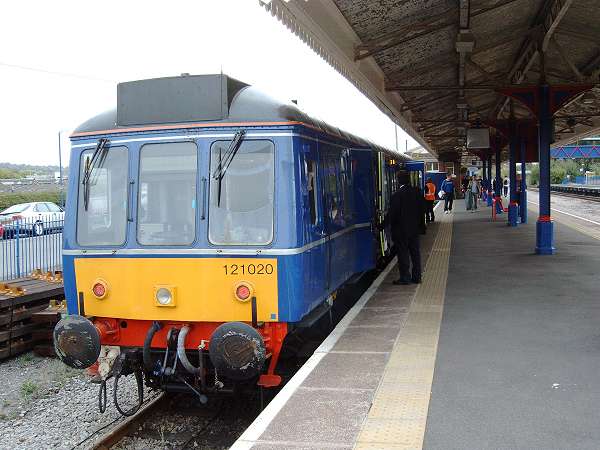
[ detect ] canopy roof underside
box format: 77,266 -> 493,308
263,0 -> 600,162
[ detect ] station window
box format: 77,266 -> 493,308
209,139 -> 274,245
137,142 -> 197,245
77,146 -> 128,246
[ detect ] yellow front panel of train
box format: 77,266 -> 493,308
74,258 -> 278,322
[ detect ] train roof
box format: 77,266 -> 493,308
73,74 -> 409,160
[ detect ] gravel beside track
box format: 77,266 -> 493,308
0,352 -> 152,450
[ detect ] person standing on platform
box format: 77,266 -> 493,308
467,176 -> 481,212
379,171 -> 422,285
503,178 -> 509,197
462,174 -> 470,209
440,173 -> 455,214
493,176 -> 503,198
480,177 -> 486,199
424,177 -> 436,223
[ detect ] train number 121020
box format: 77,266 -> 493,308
223,263 -> 274,276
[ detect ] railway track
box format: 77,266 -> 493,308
531,187 -> 600,203
90,393 -> 166,450
71,390 -> 260,450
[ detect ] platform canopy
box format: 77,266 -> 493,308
261,0 -> 600,162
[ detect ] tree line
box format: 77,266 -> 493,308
528,159 -> 600,185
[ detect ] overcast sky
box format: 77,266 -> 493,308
0,0 -> 417,166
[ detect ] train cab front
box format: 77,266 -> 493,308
55,127 -> 290,412
54,272 -> 288,402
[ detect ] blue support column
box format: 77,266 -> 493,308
495,146 -> 503,214
520,138 -> 528,224
487,154 -> 493,206
508,123 -> 519,226
482,158 -> 488,202
536,84 -> 555,254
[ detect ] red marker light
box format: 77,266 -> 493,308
236,284 -> 251,301
92,282 -> 107,298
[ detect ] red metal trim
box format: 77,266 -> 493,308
538,215 -> 552,222
495,86 -> 539,117
93,318 -> 289,387
549,84 -> 594,115
258,322 -> 287,388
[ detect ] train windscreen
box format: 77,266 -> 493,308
208,139 -> 274,245
76,146 -> 128,246
137,142 -> 198,245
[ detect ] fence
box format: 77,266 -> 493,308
1,217 -> 63,281
563,175 -> 600,185
584,175 -> 600,185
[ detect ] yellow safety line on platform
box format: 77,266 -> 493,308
354,211 -> 454,450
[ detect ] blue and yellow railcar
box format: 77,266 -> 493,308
53,75 -> 419,410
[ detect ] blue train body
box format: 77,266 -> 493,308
63,124 -> 379,323
55,75 -> 422,396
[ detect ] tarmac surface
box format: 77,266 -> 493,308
424,204 -> 600,449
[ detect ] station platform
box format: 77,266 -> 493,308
232,200 -> 600,450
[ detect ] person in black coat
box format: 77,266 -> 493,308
379,171 -> 423,285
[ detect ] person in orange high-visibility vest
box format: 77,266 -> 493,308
424,177 -> 436,223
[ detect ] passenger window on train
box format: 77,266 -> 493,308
137,142 -> 197,245
306,160 -> 318,226
77,146 -> 128,246
209,139 -> 274,245
340,152 -> 354,219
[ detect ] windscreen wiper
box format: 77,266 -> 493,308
212,130 -> 245,207
83,138 -> 110,211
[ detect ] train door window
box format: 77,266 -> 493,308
209,139 -> 274,246
137,142 -> 197,245
77,146 -> 128,246
340,150 -> 354,220
323,151 -> 342,226
381,158 -> 390,208
305,159 -> 318,226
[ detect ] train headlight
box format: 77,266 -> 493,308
92,279 -> 108,299
154,286 -> 176,307
234,282 -> 253,302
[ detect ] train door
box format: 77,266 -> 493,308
377,152 -> 392,257
301,142 -> 328,298
406,161 -> 425,191
319,151 -> 334,291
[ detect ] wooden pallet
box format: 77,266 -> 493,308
31,302 -> 65,357
0,276 -> 64,361
0,335 -> 36,360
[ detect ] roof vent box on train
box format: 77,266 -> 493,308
116,74 -> 249,126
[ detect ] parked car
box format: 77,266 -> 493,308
0,202 -> 65,237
